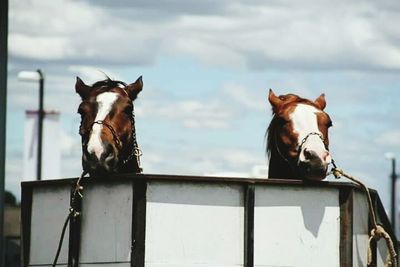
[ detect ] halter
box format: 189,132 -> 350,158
92,120 -> 122,148
298,132 -> 326,151
274,131 -> 327,171
82,106 -> 142,172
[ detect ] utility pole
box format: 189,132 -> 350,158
18,70 -> 45,181
37,70 -> 44,181
390,158 -> 397,231
386,152 -> 398,232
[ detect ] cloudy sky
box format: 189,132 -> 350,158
6,0 -> 400,211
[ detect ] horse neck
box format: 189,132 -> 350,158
268,147 -> 298,179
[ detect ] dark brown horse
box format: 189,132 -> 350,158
266,89 -> 332,180
76,76 -> 143,176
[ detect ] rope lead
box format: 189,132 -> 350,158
330,165 -> 398,267
52,171 -> 87,267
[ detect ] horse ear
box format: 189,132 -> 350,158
268,89 -> 282,111
125,76 -> 143,100
75,77 -> 91,100
314,93 -> 326,110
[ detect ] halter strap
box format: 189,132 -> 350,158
298,132 -> 326,152
92,120 -> 122,148
274,131 -> 326,170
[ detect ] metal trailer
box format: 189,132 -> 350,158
21,174 -> 398,267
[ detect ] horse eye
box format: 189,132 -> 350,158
124,106 -> 133,114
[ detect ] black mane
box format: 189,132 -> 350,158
266,114 -> 279,157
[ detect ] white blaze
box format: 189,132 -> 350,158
290,104 -> 330,163
87,92 -> 118,159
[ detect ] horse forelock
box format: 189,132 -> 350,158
80,78 -> 127,98
277,94 -> 319,111
92,78 -> 127,89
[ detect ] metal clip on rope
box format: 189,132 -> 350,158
329,160 -> 398,267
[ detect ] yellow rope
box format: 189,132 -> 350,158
331,168 -> 398,267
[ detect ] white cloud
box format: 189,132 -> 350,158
376,131 -> 400,147
68,66 -> 121,84
9,34 -> 72,60
205,164 -> 268,179
9,0 -> 400,71
138,99 -> 235,129
223,83 -> 265,111
141,145 -> 265,177
135,81 -> 271,130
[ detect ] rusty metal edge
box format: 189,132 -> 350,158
21,174 -> 366,192
244,185 -> 255,267
68,184 -> 82,267
339,188 -> 353,267
21,184 -> 33,267
131,180 -> 147,267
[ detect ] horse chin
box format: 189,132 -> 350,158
83,160 -> 118,177
298,161 -> 328,181
82,148 -> 121,177
87,167 -> 117,177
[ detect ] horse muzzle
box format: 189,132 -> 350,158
298,148 -> 330,180
83,142 -> 118,175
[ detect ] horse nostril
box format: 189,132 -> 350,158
86,151 -> 97,162
303,148 -> 318,161
102,143 -> 115,161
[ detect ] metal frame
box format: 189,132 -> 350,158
68,185 -> 82,267
131,180 -> 147,267
20,184 -> 33,266
369,193 -> 378,266
244,185 -> 254,267
21,174 -> 398,266
339,188 -> 354,266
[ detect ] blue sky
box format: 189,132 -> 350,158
6,0 -> 400,214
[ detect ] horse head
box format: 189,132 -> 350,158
267,89 -> 332,180
76,76 -> 143,176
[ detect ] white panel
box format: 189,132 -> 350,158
254,186 -> 340,267
79,181 -> 133,263
145,182 -> 244,267
353,192 -> 369,267
30,185 -> 71,265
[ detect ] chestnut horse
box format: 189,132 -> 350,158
266,89 -> 332,180
76,76 -> 143,176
